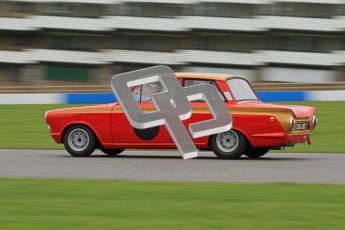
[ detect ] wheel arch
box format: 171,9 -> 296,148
207,127 -> 253,148
62,122 -> 101,148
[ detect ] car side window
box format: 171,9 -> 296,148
131,86 -> 141,102
141,81 -> 164,102
184,79 -> 225,101
131,82 -> 165,103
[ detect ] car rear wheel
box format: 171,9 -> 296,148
244,148 -> 269,159
210,130 -> 247,159
101,148 -> 124,157
63,125 -> 96,157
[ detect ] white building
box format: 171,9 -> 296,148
0,0 -> 344,85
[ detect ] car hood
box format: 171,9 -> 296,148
234,101 -> 315,118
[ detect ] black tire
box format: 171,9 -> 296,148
244,148 -> 269,159
210,130 -> 247,159
63,125 -> 96,157
101,148 -> 124,157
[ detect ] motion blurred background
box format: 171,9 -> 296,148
0,0 -> 344,92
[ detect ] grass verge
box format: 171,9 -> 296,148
0,178 -> 344,230
0,101 -> 344,152
279,101 -> 345,153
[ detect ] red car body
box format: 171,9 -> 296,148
46,73 -> 317,155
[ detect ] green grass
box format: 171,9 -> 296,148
0,102 -> 344,152
279,101 -> 345,153
0,104 -> 78,149
0,179 -> 344,230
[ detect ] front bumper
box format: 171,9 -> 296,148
250,132 -> 310,148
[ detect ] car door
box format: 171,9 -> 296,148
111,78 -> 226,147
182,79 -> 226,145
111,81 -> 175,147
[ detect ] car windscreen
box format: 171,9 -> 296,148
227,78 -> 258,101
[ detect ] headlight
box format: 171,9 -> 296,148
315,118 -> 318,128
290,117 -> 296,129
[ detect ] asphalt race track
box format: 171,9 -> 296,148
0,149 -> 344,184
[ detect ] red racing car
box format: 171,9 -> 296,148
45,73 -> 317,159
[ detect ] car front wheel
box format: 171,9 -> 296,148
210,130 -> 247,159
63,125 -> 96,157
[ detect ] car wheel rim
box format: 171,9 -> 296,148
68,128 -> 89,152
216,130 -> 239,153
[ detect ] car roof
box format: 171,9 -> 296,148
175,72 -> 241,81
